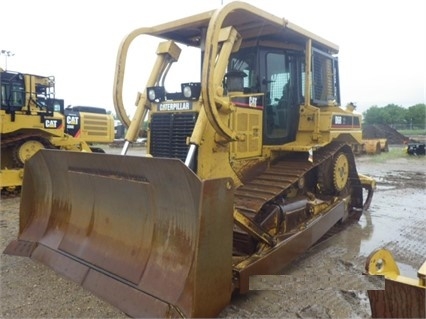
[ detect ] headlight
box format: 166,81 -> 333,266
146,86 -> 165,102
148,89 -> 156,101
183,85 -> 192,98
181,82 -> 201,100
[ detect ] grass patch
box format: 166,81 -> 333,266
364,146 -> 424,162
398,129 -> 426,136
368,147 -> 406,162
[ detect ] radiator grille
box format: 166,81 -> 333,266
150,112 -> 197,161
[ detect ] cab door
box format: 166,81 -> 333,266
260,48 -> 303,145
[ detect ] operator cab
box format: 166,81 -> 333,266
0,71 -> 25,112
0,70 -> 62,116
228,45 -> 340,146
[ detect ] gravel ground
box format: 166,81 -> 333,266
1,146 -> 425,318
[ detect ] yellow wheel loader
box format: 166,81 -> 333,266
4,2 -> 376,317
0,69 -> 115,193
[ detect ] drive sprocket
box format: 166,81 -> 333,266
318,150 -> 350,195
332,152 -> 349,192
13,138 -> 49,167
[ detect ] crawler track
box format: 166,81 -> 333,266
234,142 -> 362,224
234,143 -> 362,270
231,142 -> 365,291
1,134 -> 56,193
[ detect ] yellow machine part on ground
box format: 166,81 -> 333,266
365,248 -> 426,318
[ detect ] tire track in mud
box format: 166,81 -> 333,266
356,156 -> 426,281
365,188 -> 426,272
377,170 -> 425,190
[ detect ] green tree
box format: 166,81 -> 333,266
405,103 -> 426,126
363,104 -> 409,125
363,106 -> 385,124
382,104 -> 406,124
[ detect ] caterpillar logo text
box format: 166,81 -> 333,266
44,119 -> 62,129
158,102 -> 192,111
67,116 -> 80,125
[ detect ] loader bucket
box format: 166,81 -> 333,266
4,150 -> 234,318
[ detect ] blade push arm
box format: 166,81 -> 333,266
113,33 -> 181,154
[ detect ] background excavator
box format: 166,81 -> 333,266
5,2 -> 376,317
0,69 -> 115,193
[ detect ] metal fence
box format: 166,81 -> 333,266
390,123 -> 426,131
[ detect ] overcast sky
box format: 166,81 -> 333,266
1,0 -> 425,115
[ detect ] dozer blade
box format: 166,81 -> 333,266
4,150 -> 234,318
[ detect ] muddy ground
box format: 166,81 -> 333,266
1,145 -> 425,318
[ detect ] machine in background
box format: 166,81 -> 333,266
0,69 -> 114,192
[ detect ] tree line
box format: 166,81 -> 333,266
362,103 -> 426,129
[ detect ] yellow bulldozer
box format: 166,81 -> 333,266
0,69 -> 115,192
5,2 -> 377,317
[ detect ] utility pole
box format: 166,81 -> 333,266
0,50 -> 15,70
